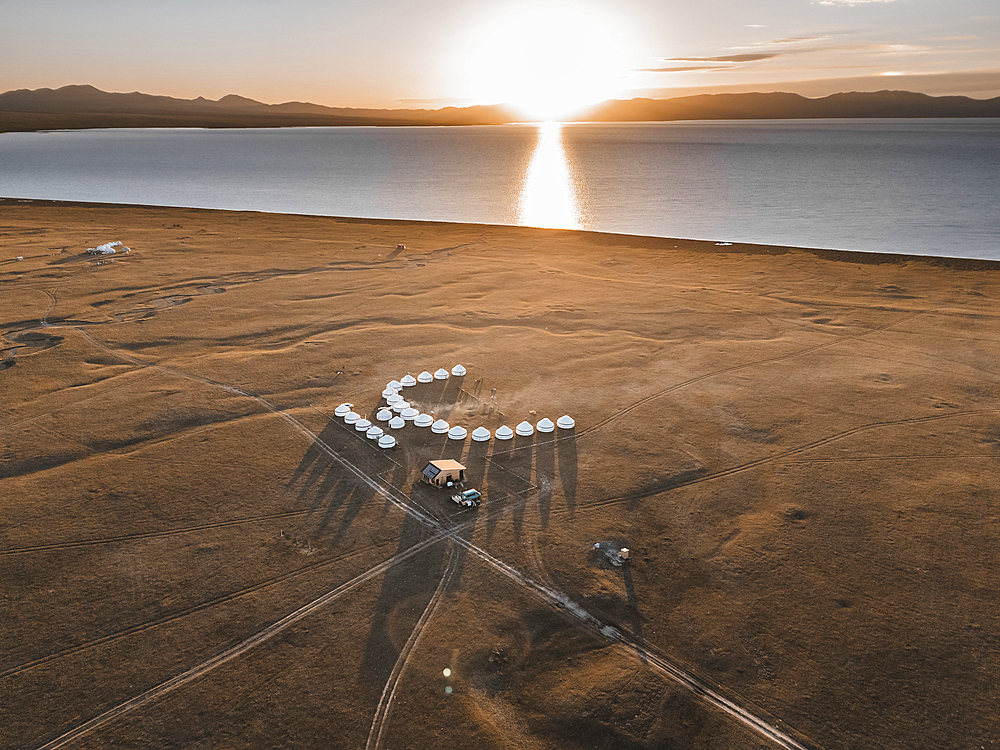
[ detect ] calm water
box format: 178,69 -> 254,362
1,120 -> 998,259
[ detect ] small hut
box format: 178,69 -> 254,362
420,459 -> 466,487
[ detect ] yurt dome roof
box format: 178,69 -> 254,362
389,416 -> 406,429
376,408 -> 393,421
536,418 -> 555,433
448,425 -> 468,440
515,420 -> 534,436
418,371 -> 433,383
378,435 -> 396,448
495,425 -> 514,440
335,403 -> 352,416
345,411 -> 360,424
400,374 -> 417,387
431,419 -> 450,433
366,426 -> 384,439
414,413 -> 433,427
355,418 -> 372,431
451,364 -> 466,376
434,368 -> 449,380
471,426 -> 491,442
401,407 -> 419,420
557,415 -> 576,429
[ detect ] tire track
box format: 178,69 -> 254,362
2,537 -> 386,680
32,532 -> 449,750
561,407 -> 1000,517
364,543 -> 458,750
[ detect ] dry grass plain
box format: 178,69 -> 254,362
2,198 -> 999,750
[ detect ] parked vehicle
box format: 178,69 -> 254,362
451,489 -> 482,507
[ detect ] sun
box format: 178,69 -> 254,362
461,2 -> 631,121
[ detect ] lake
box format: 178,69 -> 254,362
1,119 -> 998,259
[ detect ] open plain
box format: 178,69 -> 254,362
2,198 -> 999,749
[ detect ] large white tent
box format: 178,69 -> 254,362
495,425 -> 514,440
376,408 -> 393,421
557,415 -> 576,429
389,416 -> 406,429
448,426 -> 468,440
355,418 -> 372,432
401,407 -> 419,421
417,371 -> 433,383
536,417 -> 555,433
515,420 -> 534,436
345,411 -> 360,424
414,413 -> 433,427
471,426 -> 491,442
335,403 -> 352,417
378,435 -> 397,448
400,374 -> 417,387
451,364 -> 466,376
366,425 -> 384,439
431,419 -> 450,433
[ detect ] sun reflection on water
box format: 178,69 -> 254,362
518,121 -> 581,230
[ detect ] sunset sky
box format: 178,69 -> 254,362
3,0 -> 998,117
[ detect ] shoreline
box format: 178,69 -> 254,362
4,195 -> 999,271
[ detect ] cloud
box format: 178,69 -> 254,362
665,53 -> 779,63
639,65 -> 729,73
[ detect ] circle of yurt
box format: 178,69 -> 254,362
366,425 -> 384,439
418,370 -> 433,383
557,415 -> 575,429
515,420 -> 534,436
389,416 -> 406,429
471,426 -> 491,442
495,425 -> 514,440
378,435 -> 396,448
451,364 -> 466,376
448,425 -> 467,440
344,411 -> 360,425
536,417 -> 555,433
335,403 -> 352,417
433,368 -> 449,380
414,413 -> 433,427
431,419 -> 450,433
376,408 -> 393,421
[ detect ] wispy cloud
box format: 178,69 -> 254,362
813,0 -> 900,5
665,53 -> 779,63
639,65 -> 729,73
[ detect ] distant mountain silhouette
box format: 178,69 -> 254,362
1,85 -> 998,132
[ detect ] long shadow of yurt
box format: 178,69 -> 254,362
556,427 -> 578,515
535,432 -> 556,531
464,435 -> 490,488
488,433 -> 534,542
622,559 -> 647,662
435,374 -> 464,420
360,490 -> 448,704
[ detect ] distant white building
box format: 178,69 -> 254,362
86,241 -> 129,255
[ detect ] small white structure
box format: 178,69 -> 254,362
376,408 -> 393,421
448,425 -> 467,440
355,418 -> 372,432
344,411 -> 360,425
451,364 -> 466,376
335,403 -> 352,417
392,400 -> 410,413
401,374 -> 417,387
381,388 -> 397,399
366,425 -> 384,439
401,407 -> 419,421
389,416 -> 406,429
620,547 -> 630,561
418,371 -> 434,383
536,418 -> 555,433
471,426 -> 491,442
386,393 -> 402,406
557,415 -> 576,429
414,413 -> 433,427
431,419 -> 450,433
378,434 -> 397,448
86,241 -> 125,255
495,425 -> 514,440
434,368 -> 449,380
387,379 -> 402,390
515,420 -> 534,437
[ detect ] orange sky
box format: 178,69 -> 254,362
2,0 -> 998,116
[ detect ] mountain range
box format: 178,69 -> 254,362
1,84 -> 998,132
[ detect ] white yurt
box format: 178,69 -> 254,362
378,434 -> 397,448
495,425 -> 514,440
392,400 -> 410,413
557,415 -> 576,429
414,413 -> 433,427
536,417 -> 555,433
386,393 -> 402,406
448,425 -> 467,440
355,418 -> 372,432
335,403 -> 352,417
366,425 -> 384,439
433,368 -> 449,380
400,374 -> 417,387
376,408 -> 393,421
381,388 -> 397,399
431,419 -> 450,433
471,426 -> 491,442
417,370 -> 433,383
344,411 -> 360,424
401,407 -> 419,421
451,364 -> 466,376
387,379 -> 402,390
389,416 -> 406,429
515,420 -> 534,436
